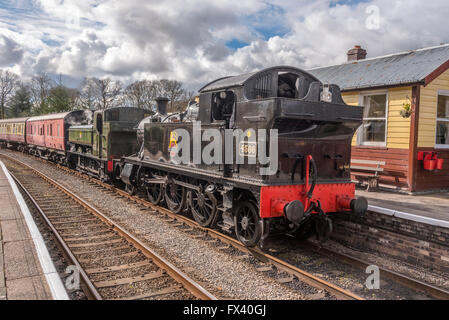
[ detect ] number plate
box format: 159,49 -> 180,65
239,141 -> 257,157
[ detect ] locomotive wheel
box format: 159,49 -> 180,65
147,183 -> 164,205
234,200 -> 262,247
189,187 -> 218,227
164,177 -> 186,214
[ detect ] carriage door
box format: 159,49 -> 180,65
95,113 -> 103,158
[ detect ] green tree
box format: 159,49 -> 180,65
47,86 -> 79,113
7,84 -> 32,117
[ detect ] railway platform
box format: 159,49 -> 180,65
356,189 -> 449,226
0,162 -> 68,300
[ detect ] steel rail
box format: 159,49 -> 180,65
59,162 -> 449,301
4,150 -> 449,300
49,161 -> 365,300
304,241 -> 449,300
10,172 -> 102,300
2,155 -> 217,301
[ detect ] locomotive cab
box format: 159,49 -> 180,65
198,66 -> 368,244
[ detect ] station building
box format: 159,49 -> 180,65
309,44 -> 449,193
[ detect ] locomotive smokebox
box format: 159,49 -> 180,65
284,200 -> 305,224
155,97 -> 169,115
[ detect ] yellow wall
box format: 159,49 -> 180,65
342,87 -> 412,149
341,92 -> 361,146
418,68 -> 449,148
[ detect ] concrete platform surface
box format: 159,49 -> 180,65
356,188 -> 449,223
0,163 -> 66,300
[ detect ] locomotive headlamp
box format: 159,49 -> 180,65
219,91 -> 227,99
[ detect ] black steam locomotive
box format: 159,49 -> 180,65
119,66 -> 368,246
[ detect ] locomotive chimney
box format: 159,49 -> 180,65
347,45 -> 367,61
155,97 -> 169,115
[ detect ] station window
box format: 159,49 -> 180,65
436,91 -> 449,147
358,92 -> 388,147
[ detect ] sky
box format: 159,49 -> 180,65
1,0 -> 449,91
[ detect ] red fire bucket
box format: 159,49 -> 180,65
437,158 -> 444,170
423,159 -> 436,171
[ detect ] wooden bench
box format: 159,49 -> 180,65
350,159 -> 386,192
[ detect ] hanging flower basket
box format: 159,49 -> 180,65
400,102 -> 412,118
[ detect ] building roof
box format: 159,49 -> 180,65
308,44 -> 449,91
199,66 -> 319,92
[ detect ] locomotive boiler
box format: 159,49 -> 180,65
120,66 -> 368,247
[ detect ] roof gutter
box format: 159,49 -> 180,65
340,81 -> 425,93
424,59 -> 449,86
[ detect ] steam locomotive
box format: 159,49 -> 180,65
0,66 -> 367,247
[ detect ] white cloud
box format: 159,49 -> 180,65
1,0 -> 449,91
0,35 -> 24,66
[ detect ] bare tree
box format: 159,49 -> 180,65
0,70 -> 19,119
96,78 -> 122,109
78,77 -> 99,110
158,79 -> 185,112
30,73 -> 53,114
77,77 -> 122,110
170,90 -> 196,113
125,80 -> 158,111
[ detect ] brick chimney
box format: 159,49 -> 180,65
347,45 -> 367,61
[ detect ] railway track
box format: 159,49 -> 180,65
3,150 -> 449,300
2,156 -> 216,300
303,241 -> 449,300
3,153 -> 363,300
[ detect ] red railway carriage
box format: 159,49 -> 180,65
0,117 -> 28,150
26,110 -> 92,161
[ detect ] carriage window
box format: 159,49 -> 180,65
57,124 -> 60,137
277,72 -> 299,98
211,91 -> 235,122
96,114 -> 103,134
50,124 -> 53,136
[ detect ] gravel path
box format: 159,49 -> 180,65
0,151 -> 319,300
